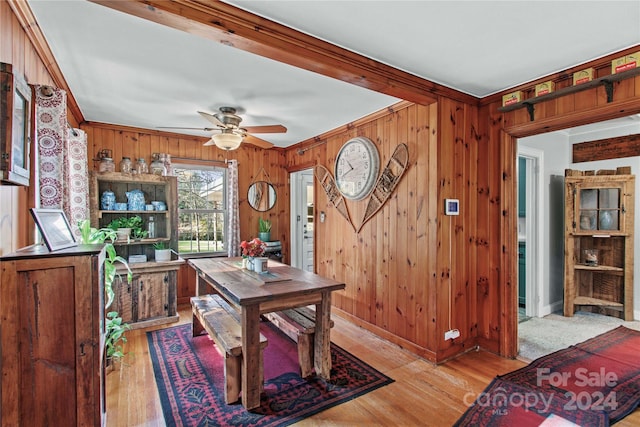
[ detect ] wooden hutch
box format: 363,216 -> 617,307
564,167 -> 635,320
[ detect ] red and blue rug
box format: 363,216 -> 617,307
147,321 -> 393,426
455,326 -> 640,426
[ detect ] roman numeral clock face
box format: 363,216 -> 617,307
334,137 -> 380,200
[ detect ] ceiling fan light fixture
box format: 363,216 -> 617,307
211,131 -> 242,150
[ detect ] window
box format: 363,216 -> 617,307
174,164 -> 226,255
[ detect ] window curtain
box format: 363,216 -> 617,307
34,85 -> 89,238
226,159 -> 240,256
64,128 -> 90,236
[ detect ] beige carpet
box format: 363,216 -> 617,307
518,311 -> 640,361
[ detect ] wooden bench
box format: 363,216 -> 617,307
191,294 -> 268,404
263,306 -> 334,378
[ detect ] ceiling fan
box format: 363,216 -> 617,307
158,106 -> 287,150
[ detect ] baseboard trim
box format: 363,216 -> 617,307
540,300 -> 563,317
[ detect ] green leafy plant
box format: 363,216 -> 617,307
107,215 -> 143,230
79,218 -> 116,244
105,311 -> 129,361
258,217 -> 272,233
132,228 -> 148,239
78,219 -> 132,363
153,241 -> 169,250
78,220 -> 132,308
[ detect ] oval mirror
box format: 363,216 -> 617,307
248,181 -> 276,212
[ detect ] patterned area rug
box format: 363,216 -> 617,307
455,326 -> 640,426
147,322 -> 393,426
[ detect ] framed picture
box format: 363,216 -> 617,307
0,62 -> 32,186
30,208 -> 77,251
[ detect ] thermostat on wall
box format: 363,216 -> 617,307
445,199 -> 459,215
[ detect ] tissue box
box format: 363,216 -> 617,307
611,51 -> 640,74
535,81 -> 555,97
573,68 -> 594,85
612,55 -> 629,74
502,91 -> 523,107
128,254 -> 147,263
625,51 -> 640,70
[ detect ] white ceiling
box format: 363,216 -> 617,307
27,0 -> 640,148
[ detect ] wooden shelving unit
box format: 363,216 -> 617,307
89,171 -> 183,329
563,168 -> 635,320
498,67 -> 640,121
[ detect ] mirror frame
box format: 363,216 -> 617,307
247,181 -> 276,212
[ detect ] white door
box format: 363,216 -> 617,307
517,145 -> 544,318
290,170 -> 314,271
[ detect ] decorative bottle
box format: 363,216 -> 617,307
147,216 -> 156,238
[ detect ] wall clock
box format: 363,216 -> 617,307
334,136 -> 380,200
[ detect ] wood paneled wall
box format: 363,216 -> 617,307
0,1 -> 58,256
81,122 -> 290,304
286,100 -> 480,362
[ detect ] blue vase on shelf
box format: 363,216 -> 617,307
100,191 -> 115,210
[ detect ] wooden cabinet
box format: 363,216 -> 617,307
112,263 -> 181,327
90,172 -> 183,329
0,244 -> 107,426
564,168 -> 635,320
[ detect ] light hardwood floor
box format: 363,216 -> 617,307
106,307 -> 640,426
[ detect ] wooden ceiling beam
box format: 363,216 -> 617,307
91,0 -> 477,106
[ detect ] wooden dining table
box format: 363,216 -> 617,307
188,257 -> 345,410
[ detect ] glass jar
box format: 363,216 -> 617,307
150,154 -> 166,176
136,158 -> 148,174
98,157 -> 115,173
161,153 -> 172,176
119,156 -> 132,174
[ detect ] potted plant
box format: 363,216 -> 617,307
78,219 -> 132,368
153,241 -> 172,262
240,238 -> 266,270
107,215 -> 144,241
258,217 -> 272,242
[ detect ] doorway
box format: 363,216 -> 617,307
517,145 -> 544,319
290,169 -> 314,271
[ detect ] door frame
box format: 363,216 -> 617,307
517,145 -> 544,318
290,168 -> 314,269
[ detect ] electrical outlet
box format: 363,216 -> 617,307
444,329 -> 460,340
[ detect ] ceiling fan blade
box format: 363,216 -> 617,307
157,126 -> 218,131
242,124 -> 287,134
244,134 -> 274,149
198,111 -> 226,128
